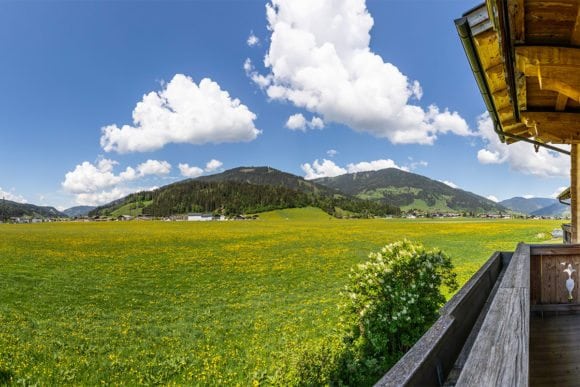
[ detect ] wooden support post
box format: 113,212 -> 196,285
572,144 -> 580,243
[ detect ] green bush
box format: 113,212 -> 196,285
284,239 -> 458,386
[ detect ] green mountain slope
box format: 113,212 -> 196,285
196,166 -> 339,196
90,167 -> 400,218
314,168 -> 507,214
0,199 -> 66,219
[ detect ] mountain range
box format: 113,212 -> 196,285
89,166 -> 507,218
5,167 -> 547,220
499,197 -> 569,217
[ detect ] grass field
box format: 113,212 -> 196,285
0,208 -> 562,384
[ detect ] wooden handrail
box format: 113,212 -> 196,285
455,242 -> 530,386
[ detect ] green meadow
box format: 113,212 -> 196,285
0,208 -> 562,384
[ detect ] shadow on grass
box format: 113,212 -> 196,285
0,368 -> 14,384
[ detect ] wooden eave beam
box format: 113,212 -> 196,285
521,111 -> 580,141
516,46 -> 580,102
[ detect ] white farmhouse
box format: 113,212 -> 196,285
187,213 -> 213,221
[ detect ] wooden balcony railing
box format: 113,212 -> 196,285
377,243 -> 580,386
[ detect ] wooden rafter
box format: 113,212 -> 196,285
516,46 -> 580,103
521,111 -> 580,141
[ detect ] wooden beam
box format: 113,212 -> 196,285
521,111 -> 580,142
556,93 -> 569,111
508,0 -> 525,44
572,3 -> 580,46
572,144 -> 580,243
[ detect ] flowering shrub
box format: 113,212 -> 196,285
286,239 -> 458,385
340,239 -> 458,381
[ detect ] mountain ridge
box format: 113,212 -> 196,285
314,168 -> 507,214
0,199 -> 67,219
90,166 -> 400,218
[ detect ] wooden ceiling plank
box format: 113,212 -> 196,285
508,0 -> 525,44
516,46 -> 580,68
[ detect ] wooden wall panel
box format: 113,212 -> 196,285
535,254 -> 580,304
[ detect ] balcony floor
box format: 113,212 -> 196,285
531,313 -> 580,386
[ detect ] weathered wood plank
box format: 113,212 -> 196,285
530,314 -> 580,386
508,0 -> 525,44
456,242 -> 529,386
456,288 -> 529,386
530,254 -> 541,304
500,242 -> 529,289
531,245 -> 580,256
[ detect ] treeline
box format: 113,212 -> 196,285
90,180 -> 400,218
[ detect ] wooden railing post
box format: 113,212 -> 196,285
572,144 -> 580,243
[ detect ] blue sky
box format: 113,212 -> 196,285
0,0 -> 570,209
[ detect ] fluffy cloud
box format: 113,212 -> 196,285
100,74 -> 260,153
251,0 -> 472,144
205,159 -> 223,172
62,158 -> 172,194
301,158 -> 404,179
75,188 -> 131,206
301,159 -> 346,180
486,195 -> 499,202
285,113 -> 324,131
440,180 -> 459,189
476,113 -> 569,177
346,159 -> 403,173
137,159 -> 171,176
179,163 -> 204,178
0,187 -> 27,203
326,149 -> 338,157
247,33 -> 260,46
62,159 -> 173,206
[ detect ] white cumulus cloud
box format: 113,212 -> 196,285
62,159 -> 173,206
486,195 -> 499,203
252,0 -> 472,145
179,163 -> 204,178
247,32 -> 260,46
285,113 -> 325,131
0,187 -> 27,203
301,158 -> 404,180
137,159 -> 171,176
100,74 -> 260,153
301,159 -> 347,180
346,159 -> 403,173
205,159 -> 223,172
327,149 -> 338,157
476,112 -> 569,177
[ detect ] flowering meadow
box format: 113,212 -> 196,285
0,208 -> 560,384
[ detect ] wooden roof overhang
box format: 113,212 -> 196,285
455,0 -> 580,152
